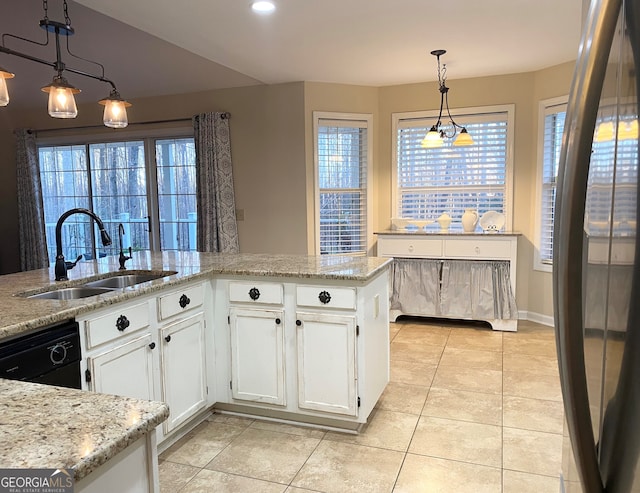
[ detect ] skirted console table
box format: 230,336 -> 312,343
375,231 -> 520,331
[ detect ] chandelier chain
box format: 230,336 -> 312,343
437,57 -> 447,90
63,0 -> 71,27
42,0 -> 48,22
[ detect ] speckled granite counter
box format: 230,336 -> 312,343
0,379 -> 169,481
0,252 -> 391,341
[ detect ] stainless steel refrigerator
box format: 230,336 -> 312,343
554,0 -> 640,491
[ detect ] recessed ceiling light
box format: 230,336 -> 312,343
251,1 -> 276,14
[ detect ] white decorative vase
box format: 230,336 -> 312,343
437,213 -> 451,232
462,209 -> 479,232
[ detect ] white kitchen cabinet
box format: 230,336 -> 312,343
160,313 -> 207,434
296,311 -> 357,416
88,333 -> 156,401
78,279 -> 212,445
229,307 -> 286,406
213,271 -> 389,430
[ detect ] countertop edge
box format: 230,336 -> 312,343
0,253 -> 393,342
72,403 -> 170,481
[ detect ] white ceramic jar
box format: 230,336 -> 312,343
461,209 -> 479,232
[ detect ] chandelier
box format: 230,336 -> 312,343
0,0 -> 131,128
421,50 -> 473,148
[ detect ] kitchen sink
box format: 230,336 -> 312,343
27,287 -> 115,300
20,270 -> 178,300
84,271 -> 177,289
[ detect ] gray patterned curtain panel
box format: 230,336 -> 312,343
15,129 -> 49,271
192,112 -> 240,253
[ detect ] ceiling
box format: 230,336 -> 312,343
1,0 -> 583,110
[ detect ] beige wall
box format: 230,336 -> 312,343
527,62 -> 576,319
303,82 -> 380,254
0,82 -> 308,275
0,63 -> 575,319
375,63 -> 574,319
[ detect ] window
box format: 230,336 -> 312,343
39,132 -> 196,264
393,105 -> 514,230
313,112 -> 373,255
535,97 -> 567,271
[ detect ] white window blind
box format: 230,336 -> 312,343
588,110 -> 638,236
537,100 -> 637,269
395,108 -> 512,231
539,103 -> 566,264
315,116 -> 371,255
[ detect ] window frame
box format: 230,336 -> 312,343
534,96 -> 568,272
37,125 -> 195,261
312,111 -> 374,256
391,104 -> 515,230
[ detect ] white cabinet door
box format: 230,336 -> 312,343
296,312 -> 358,416
89,334 -> 156,401
229,307 -> 285,406
160,313 -> 207,434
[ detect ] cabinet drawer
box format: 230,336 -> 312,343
84,301 -> 150,349
229,281 -> 283,305
158,283 -> 204,321
296,286 -> 356,310
378,237 -> 443,258
444,239 -> 512,259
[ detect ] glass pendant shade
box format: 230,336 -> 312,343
595,121 -> 615,142
421,127 -> 443,148
0,77 -> 9,107
0,67 -> 14,106
42,77 -> 80,119
453,128 -> 474,146
99,91 -> 132,128
618,119 -> 638,140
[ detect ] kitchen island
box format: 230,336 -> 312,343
0,379 -> 168,492
0,252 -> 391,489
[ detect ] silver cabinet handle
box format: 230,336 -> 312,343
553,0 -> 621,491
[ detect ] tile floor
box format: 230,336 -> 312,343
159,318 -> 564,492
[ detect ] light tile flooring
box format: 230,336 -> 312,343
159,318 -> 564,492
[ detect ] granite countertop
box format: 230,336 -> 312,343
0,251 -> 392,341
0,252 -> 390,482
0,379 -> 169,481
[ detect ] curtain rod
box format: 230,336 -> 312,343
28,112 -> 231,134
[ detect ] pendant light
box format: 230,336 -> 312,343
99,89 -> 132,129
0,66 -> 14,106
421,50 -> 474,148
41,75 -> 80,118
0,0 -> 131,127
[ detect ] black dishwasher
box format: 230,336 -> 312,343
0,320 -> 81,389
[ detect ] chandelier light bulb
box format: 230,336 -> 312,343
42,77 -> 80,119
99,89 -> 131,128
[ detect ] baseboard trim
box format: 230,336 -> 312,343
519,310 -> 555,327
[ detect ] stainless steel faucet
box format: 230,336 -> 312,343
55,208 -> 112,281
118,223 -> 132,270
